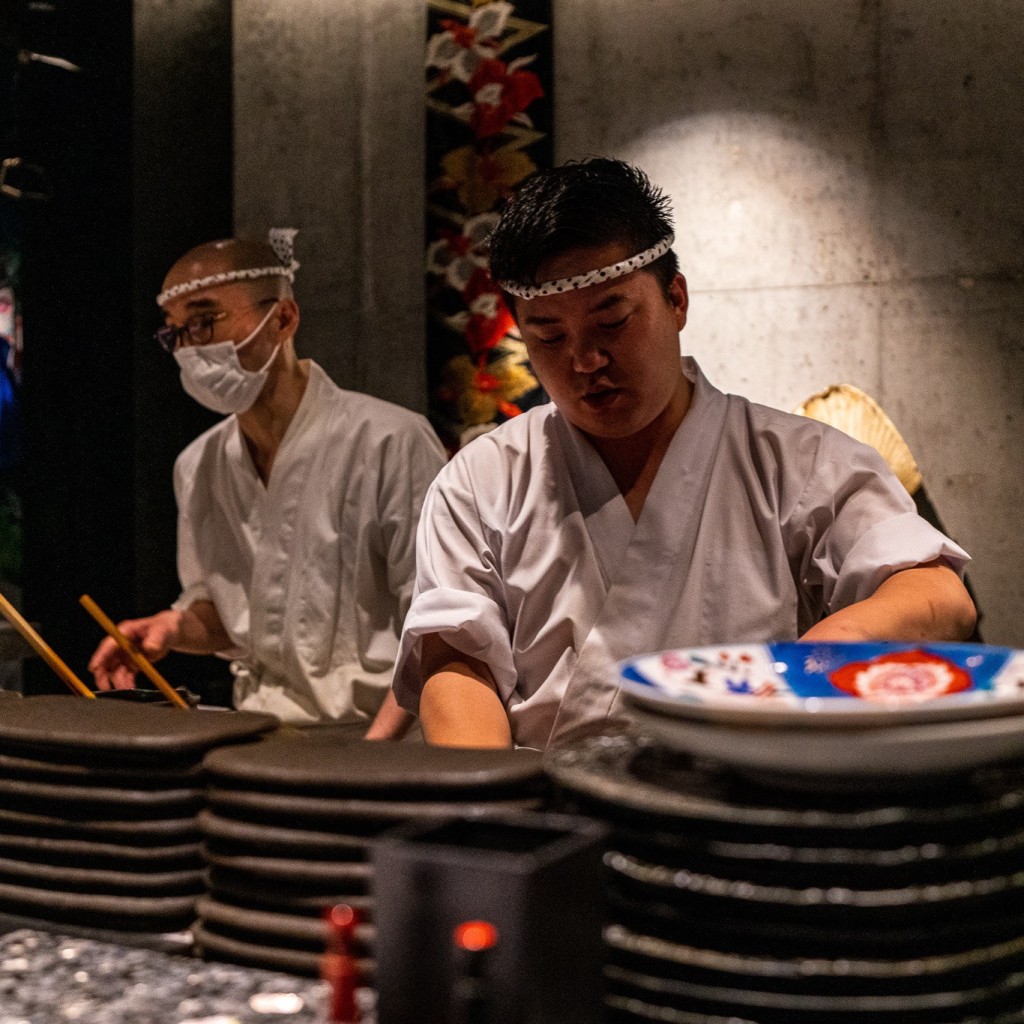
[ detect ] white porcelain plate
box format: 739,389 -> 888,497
619,642 -> 1024,728
630,704 -> 1024,779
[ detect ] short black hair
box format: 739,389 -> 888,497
488,158 -> 679,302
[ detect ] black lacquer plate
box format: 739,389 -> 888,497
204,732 -> 546,798
0,696 -> 277,760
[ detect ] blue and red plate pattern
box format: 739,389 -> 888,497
619,642 -> 1024,727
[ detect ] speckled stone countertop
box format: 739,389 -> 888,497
0,928 -> 374,1024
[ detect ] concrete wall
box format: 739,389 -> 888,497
555,0 -> 1024,644
234,0 -> 1023,645
234,0 -> 428,411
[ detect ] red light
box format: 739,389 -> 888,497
453,920 -> 499,951
325,904 -> 357,929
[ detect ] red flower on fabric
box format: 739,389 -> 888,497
473,369 -> 502,392
462,266 -> 498,305
829,649 -> 971,705
462,267 -> 514,357
468,58 -> 544,138
465,307 -> 515,357
439,18 -> 480,49
444,232 -> 472,257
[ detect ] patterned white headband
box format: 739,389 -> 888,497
156,228 -> 300,307
498,233 -> 675,300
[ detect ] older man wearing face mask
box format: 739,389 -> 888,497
89,230 -> 446,728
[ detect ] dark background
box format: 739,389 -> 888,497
6,0 -> 233,695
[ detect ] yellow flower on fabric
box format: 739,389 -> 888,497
440,145 -> 537,214
439,340 -> 538,426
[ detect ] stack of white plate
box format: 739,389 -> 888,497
548,641 -> 1024,1024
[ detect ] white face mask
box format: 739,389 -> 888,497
174,303 -> 281,415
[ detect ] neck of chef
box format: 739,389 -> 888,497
588,373 -> 692,522
236,344 -> 310,486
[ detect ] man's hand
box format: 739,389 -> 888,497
89,610 -> 181,690
801,562 -> 977,643
88,599 -> 233,691
418,634 -> 512,749
365,689 -> 416,741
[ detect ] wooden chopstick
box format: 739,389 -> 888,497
0,590 -> 95,698
79,594 -> 191,710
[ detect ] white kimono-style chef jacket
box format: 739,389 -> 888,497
392,358 -> 969,749
173,361 -> 447,723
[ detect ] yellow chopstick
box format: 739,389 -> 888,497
79,594 -> 190,710
0,590 -> 95,698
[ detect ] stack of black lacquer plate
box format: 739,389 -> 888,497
0,696 -> 276,934
197,726 -> 548,978
548,733 -> 1024,1024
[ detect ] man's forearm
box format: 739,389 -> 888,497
174,600 -> 233,655
801,563 -> 976,643
420,663 -> 512,749
415,633 -> 511,748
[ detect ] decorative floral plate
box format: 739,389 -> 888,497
619,642 -> 1024,727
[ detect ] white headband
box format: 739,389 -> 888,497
156,227 -> 300,307
498,234 -> 674,300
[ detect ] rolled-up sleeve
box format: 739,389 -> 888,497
391,455 -> 518,715
786,428 -> 970,619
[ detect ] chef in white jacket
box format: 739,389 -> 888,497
389,159 -> 977,750
89,231 -> 446,727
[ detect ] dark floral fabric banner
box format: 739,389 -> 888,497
426,0 -> 553,451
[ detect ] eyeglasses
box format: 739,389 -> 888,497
154,311 -> 228,353
154,299 -> 276,353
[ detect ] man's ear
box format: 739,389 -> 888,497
669,273 -> 688,330
276,298 -> 300,338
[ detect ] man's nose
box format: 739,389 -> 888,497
569,334 -> 609,374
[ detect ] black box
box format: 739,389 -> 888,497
373,812 -> 608,1024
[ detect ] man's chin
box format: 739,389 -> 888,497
567,408 -> 652,442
